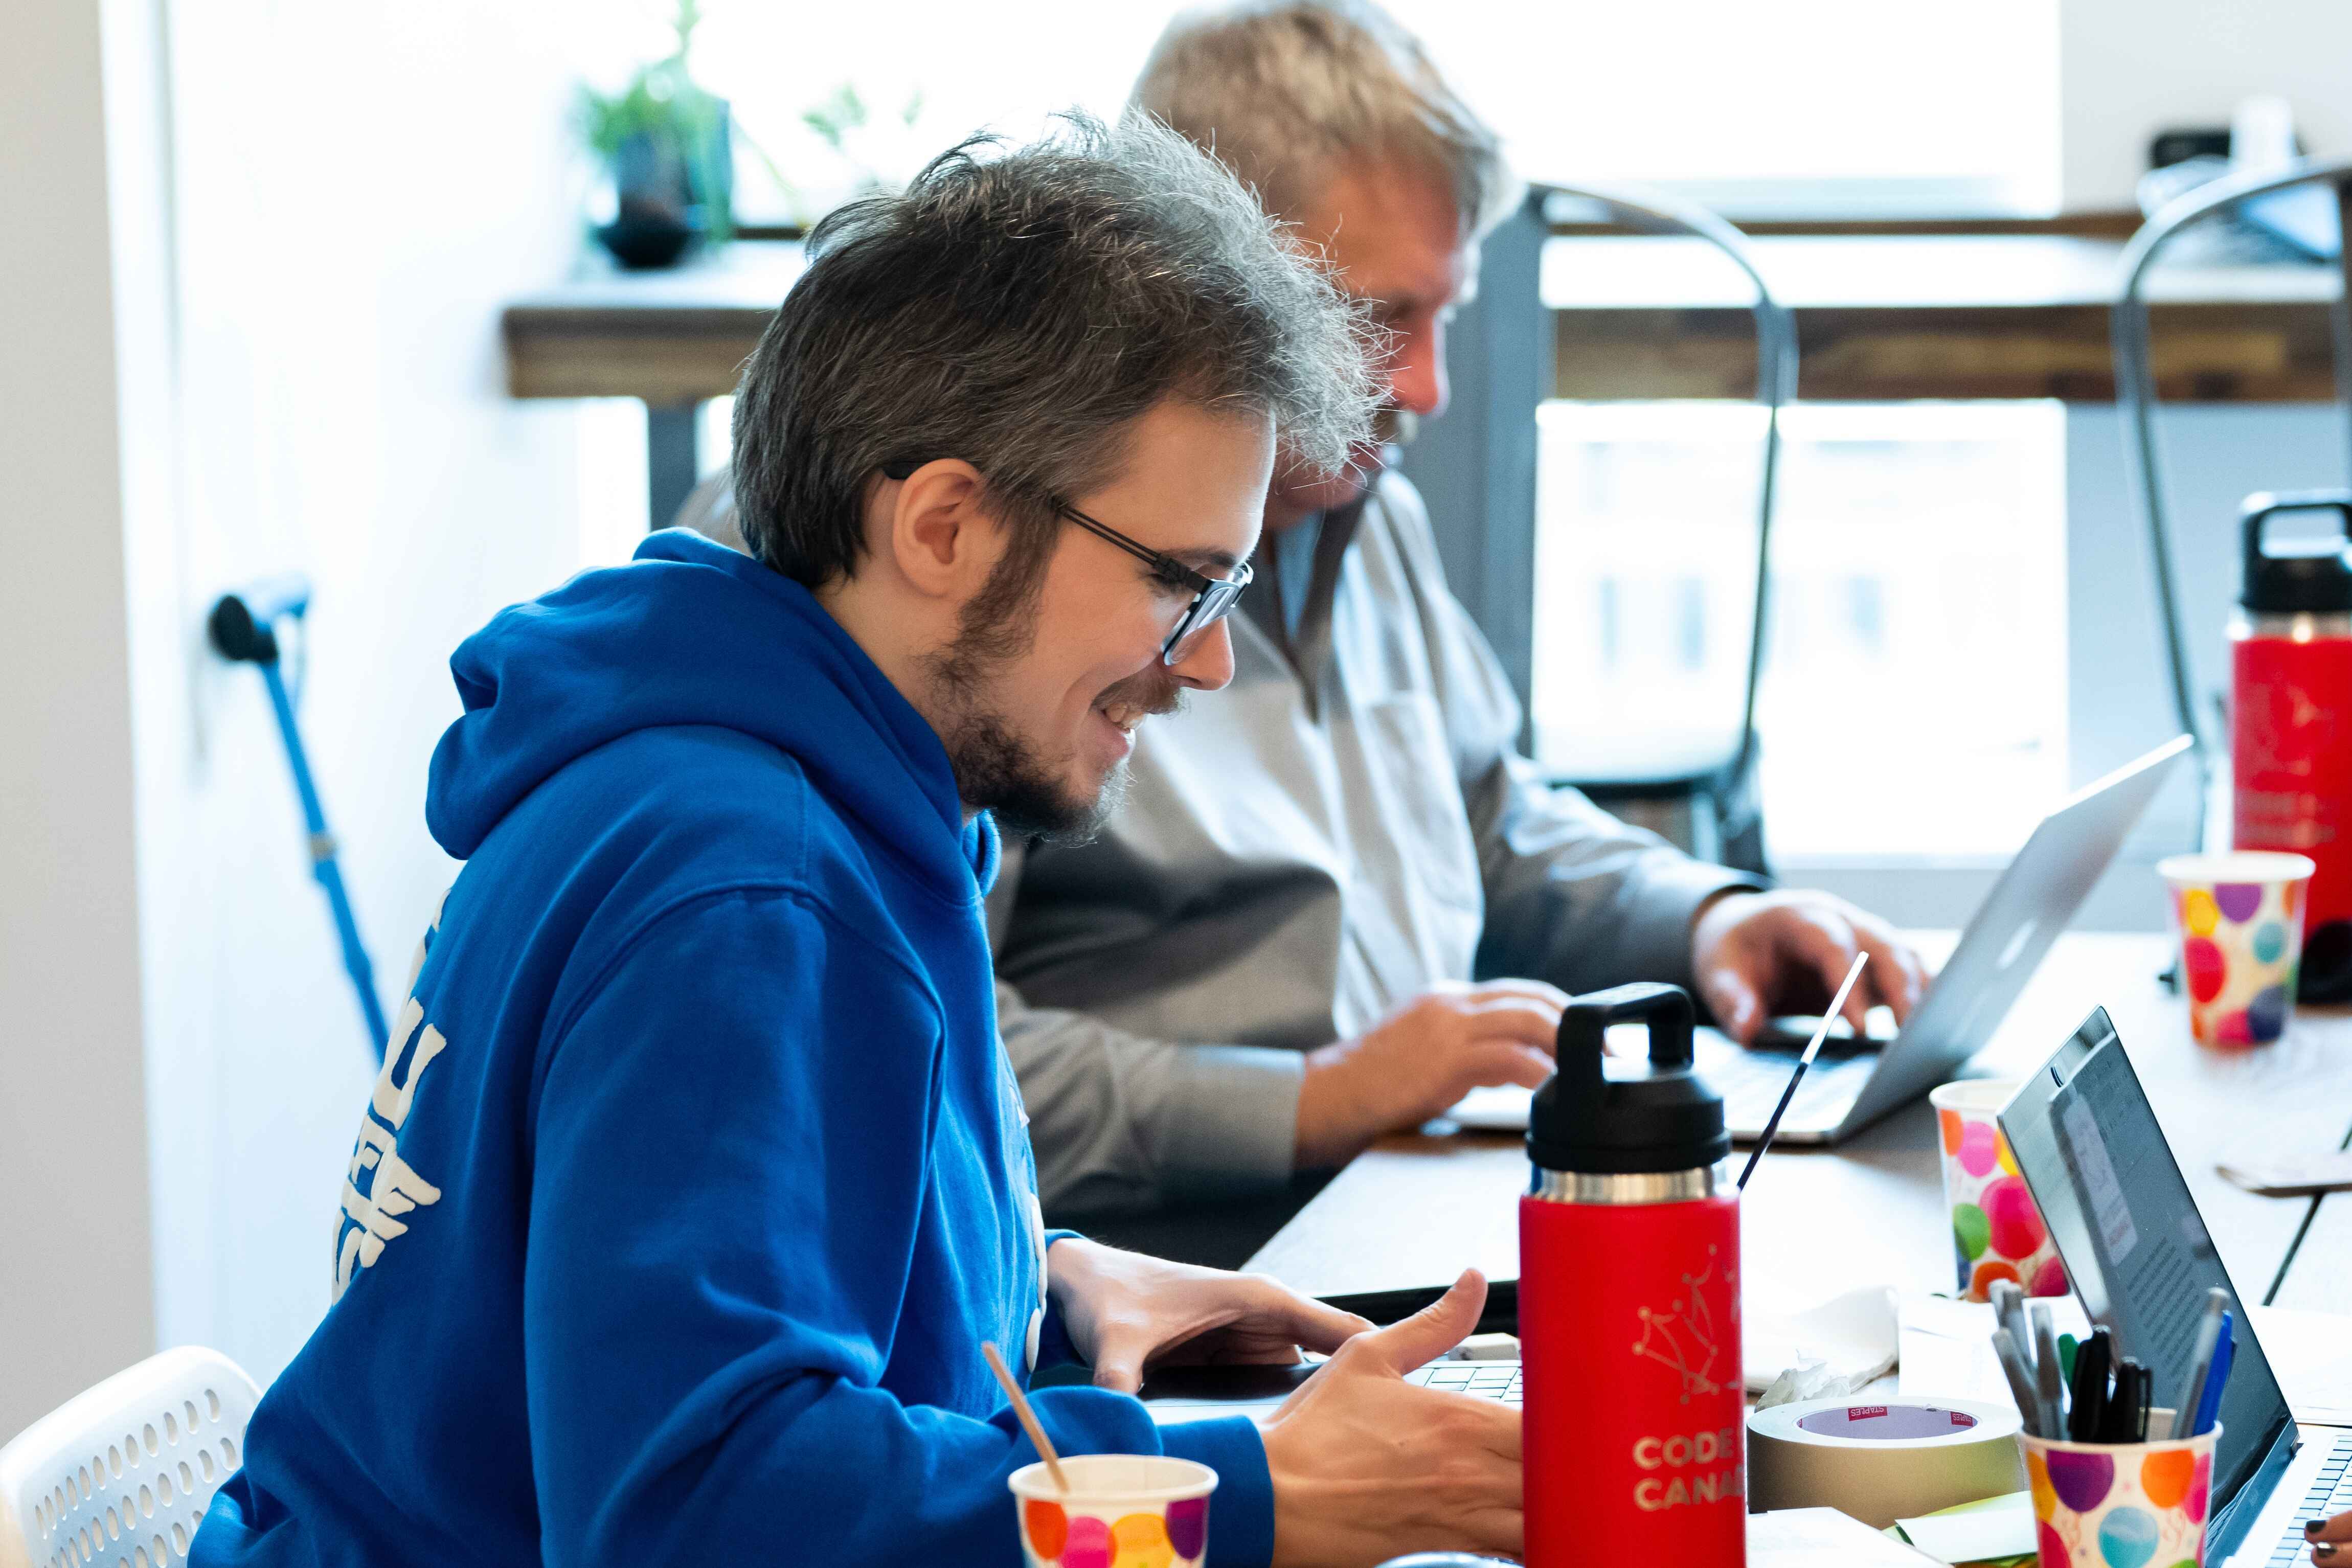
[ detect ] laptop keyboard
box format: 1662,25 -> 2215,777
1701,1044 -> 1876,1132
1409,1361 -> 1522,1406
2261,1435 -> 2352,1565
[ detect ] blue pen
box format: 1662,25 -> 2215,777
2193,1311 -> 2235,1437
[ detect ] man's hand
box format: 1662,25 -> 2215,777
1045,1238 -> 1373,1393
1691,889 -> 1929,1046
1260,1270 -> 1521,1568
1294,979 -> 1568,1169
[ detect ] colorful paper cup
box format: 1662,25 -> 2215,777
1929,1080 -> 2067,1302
2023,1425 -> 2219,1567
1011,1455 -> 1218,1568
2158,852 -> 2313,1049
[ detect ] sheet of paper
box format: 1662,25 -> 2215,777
1745,1285 -> 1900,1395
1896,1291 -> 2091,1408
1750,1507 -> 1940,1565
2250,1305 -> 2352,1426
1894,1490 -> 2036,1565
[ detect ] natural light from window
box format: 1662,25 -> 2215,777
574,0 -> 2060,223
1532,401 -> 2069,861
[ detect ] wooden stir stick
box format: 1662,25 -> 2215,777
983,1340 -> 1070,1493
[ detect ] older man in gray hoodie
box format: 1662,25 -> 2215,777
983,1 -> 1927,1253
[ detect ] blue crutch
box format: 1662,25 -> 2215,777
207,577 -> 391,1061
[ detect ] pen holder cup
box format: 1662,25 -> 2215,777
2021,1425 -> 2221,1567
1930,1080 -> 2067,1301
1011,1456 -> 1218,1568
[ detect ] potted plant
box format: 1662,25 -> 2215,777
579,0 -> 733,269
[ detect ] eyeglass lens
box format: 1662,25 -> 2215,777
1163,580 -> 1242,665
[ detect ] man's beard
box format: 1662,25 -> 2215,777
925,600 -> 1185,845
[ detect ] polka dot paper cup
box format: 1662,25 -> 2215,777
2158,852 -> 2313,1049
1930,1080 -> 2067,1302
2023,1425 -> 2219,1567
1011,1455 -> 1217,1568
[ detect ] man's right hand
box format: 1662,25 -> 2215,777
1259,1271 -> 1521,1568
1294,979 -> 1565,1168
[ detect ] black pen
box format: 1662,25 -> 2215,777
2070,1328 -> 2112,1443
2105,1360 -> 2145,1444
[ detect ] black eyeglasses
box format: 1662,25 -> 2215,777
880,461 -> 1254,666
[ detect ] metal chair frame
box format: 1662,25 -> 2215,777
2112,155 -> 2352,855
1536,181 -> 1798,872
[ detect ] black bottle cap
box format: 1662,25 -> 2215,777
2242,491 -> 2352,615
1527,983 -> 1730,1176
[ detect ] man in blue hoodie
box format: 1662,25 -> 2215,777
192,115 -> 1523,1568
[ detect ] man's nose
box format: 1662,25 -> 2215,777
1386,317 -> 1450,420
1168,617 -> 1237,692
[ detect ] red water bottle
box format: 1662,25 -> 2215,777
1521,983 -> 1743,1567
2231,491 -> 2352,1000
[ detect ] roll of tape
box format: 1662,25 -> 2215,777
1746,1398 -> 2025,1529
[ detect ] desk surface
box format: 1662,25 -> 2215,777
1242,931 -> 2352,1323
503,235 -> 2345,404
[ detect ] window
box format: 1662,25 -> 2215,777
1532,401 -> 2068,861
572,0 -> 2061,225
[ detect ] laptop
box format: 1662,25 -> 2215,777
1446,734 -> 2190,1147
2001,1007 -> 2351,1567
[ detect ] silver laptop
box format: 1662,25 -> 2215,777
1446,734 -> 2189,1147
2001,1008 -> 2350,1567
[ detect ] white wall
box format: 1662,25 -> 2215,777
0,3 -> 161,1442
127,3 -> 598,1390
2061,0 -> 2352,210
0,0 -> 602,1428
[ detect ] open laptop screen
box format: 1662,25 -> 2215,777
1999,1010 -> 2295,1526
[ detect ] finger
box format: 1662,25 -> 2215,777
1462,999 -> 1565,1053
1242,1277 -> 1378,1356
1089,1332 -> 1148,1395
1362,1269 -> 1488,1373
1467,976 -> 1573,1012
2309,1511 -> 2352,1544
1851,917 -> 1929,1021
1699,963 -> 1765,1046
1457,1042 -> 1554,1093
1778,905 -> 1868,1035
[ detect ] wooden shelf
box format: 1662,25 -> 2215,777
505,234 -> 2343,408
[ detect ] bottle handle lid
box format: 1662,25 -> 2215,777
1553,981 -> 1695,1100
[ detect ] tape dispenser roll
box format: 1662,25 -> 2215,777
1746,1397 -> 2026,1528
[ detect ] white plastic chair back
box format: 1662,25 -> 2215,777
0,1348 -> 261,1568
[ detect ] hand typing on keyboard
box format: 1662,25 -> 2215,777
1689,889 -> 1929,1046
2304,1504 -> 2352,1561
1258,1271 -> 1522,1567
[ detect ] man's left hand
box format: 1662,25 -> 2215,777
1046,1237 -> 1373,1393
1690,889 -> 1929,1047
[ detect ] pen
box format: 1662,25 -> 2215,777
1737,952 -> 1867,1190
2033,1303 -> 2067,1441
2172,1288 -> 2231,1439
2131,1357 -> 2153,1441
2104,1360 -> 2144,1444
1992,1326 -> 2045,1437
2193,1313 -> 2235,1437
2059,1333 -> 2079,1385
1991,1280 -> 2030,1370
2070,1328 -> 2112,1444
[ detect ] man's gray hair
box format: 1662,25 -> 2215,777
1134,0 -> 1519,236
731,110 -> 1381,591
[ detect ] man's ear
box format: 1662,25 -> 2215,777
879,460 -> 1005,601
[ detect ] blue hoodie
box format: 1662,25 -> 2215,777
192,530 -> 1273,1568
